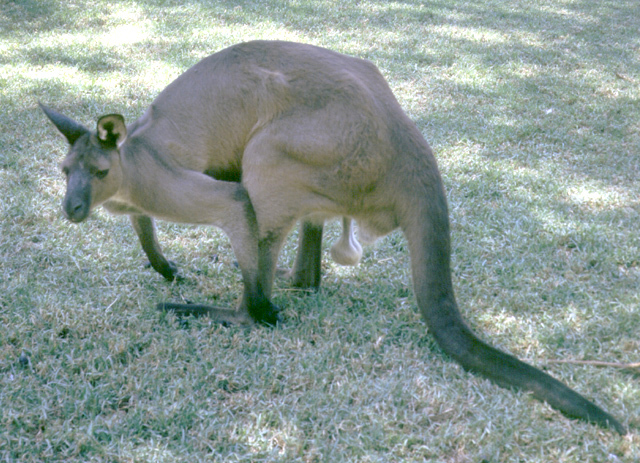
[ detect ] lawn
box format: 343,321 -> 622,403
1,0 -> 639,461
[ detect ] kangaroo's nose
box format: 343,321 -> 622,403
63,196 -> 90,223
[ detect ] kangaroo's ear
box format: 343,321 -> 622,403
40,103 -> 89,145
97,114 -> 127,148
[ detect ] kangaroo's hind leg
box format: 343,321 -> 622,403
283,217 -> 362,290
288,220 -> 324,290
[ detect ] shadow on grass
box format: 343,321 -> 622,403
0,0 -> 58,33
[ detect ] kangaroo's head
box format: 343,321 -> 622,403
41,104 -> 127,223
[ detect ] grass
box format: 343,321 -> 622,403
1,0 -> 639,461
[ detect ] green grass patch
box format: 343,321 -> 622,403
1,0 -> 639,461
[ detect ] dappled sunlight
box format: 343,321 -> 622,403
242,415 -> 303,457
121,442 -> 178,463
124,59 -> 183,95
1,18 -> 309,101
102,23 -> 149,47
327,260 -> 362,280
439,131 -> 636,237
188,24 -> 306,54
100,2 -> 148,45
12,63 -> 88,86
566,184 -> 627,210
430,23 -> 517,48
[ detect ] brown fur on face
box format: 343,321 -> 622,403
42,41 -> 624,434
59,133 -> 123,222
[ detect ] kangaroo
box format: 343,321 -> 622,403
41,40 -> 625,434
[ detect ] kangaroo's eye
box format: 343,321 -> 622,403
95,169 -> 109,180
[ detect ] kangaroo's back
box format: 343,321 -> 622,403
135,41 -> 409,175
